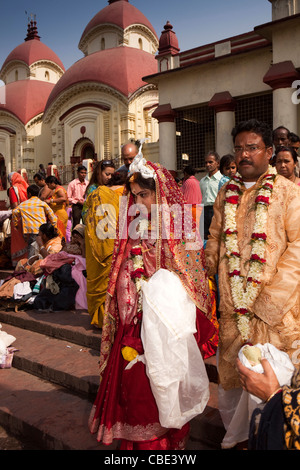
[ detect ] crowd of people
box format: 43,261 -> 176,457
0,121 -> 300,451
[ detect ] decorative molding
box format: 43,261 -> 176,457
43,82 -> 128,124
30,60 -> 65,75
79,24 -> 123,54
128,83 -> 158,103
59,102 -> 110,122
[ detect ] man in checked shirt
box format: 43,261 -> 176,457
12,184 -> 58,259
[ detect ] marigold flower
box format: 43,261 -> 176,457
226,195 -> 239,204
226,184 -> 241,192
251,232 -> 267,240
229,270 -> 241,277
131,247 -> 142,256
255,195 -> 269,205
131,268 -> 146,279
250,254 -> 266,263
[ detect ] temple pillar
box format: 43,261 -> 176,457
209,92 -> 236,156
152,104 -> 177,171
263,60 -> 300,132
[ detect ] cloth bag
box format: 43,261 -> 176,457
220,343 -> 295,449
0,323 -> 16,369
140,268 -> 210,429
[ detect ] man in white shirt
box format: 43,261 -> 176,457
67,165 -> 88,227
200,151 -> 222,240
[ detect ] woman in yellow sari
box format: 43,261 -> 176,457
45,176 -> 68,238
84,184 -> 120,328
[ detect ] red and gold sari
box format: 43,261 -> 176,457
89,162 -> 217,449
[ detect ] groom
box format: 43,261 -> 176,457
205,119 -> 300,447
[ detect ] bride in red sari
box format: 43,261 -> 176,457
89,151 -> 217,450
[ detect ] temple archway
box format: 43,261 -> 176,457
71,137 -> 96,164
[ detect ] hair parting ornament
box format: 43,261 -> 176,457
128,138 -> 156,180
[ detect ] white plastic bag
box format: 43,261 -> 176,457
221,343 -> 295,449
140,269 -> 210,429
0,323 -> 17,369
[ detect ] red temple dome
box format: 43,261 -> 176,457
79,0 -> 158,47
45,46 -> 157,113
1,39 -> 65,74
0,80 -> 56,124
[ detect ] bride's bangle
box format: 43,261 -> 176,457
266,387 -> 282,403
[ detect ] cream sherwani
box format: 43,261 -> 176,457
205,172 -> 300,390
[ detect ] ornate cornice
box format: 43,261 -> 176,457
0,59 -> 64,82
30,60 -> 65,75
43,82 -> 129,124
128,83 -> 158,103
78,24 -> 123,54
25,113 -> 43,130
0,60 -> 29,81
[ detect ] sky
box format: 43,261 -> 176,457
0,0 -> 272,72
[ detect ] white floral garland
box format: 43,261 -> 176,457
224,166 -> 277,342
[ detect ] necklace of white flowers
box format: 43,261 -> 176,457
223,166 -> 277,343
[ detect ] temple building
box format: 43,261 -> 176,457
0,18 -> 65,189
0,0 -> 159,195
145,0 -> 300,171
43,0 -> 159,167
0,0 -> 300,191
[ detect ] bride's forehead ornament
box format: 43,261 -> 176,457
128,138 -> 156,182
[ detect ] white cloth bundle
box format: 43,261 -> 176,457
0,323 -> 16,355
140,268 -> 210,429
13,281 -> 32,299
220,343 -> 295,449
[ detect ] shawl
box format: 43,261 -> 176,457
181,175 -> 202,205
9,172 -> 28,203
99,161 -> 211,375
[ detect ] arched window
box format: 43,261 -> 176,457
15,70 -> 19,81
138,38 -> 143,50
101,38 -> 105,51
45,71 -> 50,81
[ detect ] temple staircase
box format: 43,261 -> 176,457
0,275 -> 225,450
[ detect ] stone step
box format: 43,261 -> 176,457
0,308 -> 101,351
0,366 -> 117,450
0,308 -> 219,383
188,383 -> 225,450
0,308 -> 224,450
2,322 -> 101,398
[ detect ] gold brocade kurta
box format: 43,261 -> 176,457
205,172 -> 300,390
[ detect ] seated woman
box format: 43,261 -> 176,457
61,224 -> 85,257
33,225 -> 86,312
15,223 -> 62,276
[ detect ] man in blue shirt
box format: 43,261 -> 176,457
200,151 -> 222,240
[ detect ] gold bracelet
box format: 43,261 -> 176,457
266,387 -> 282,403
